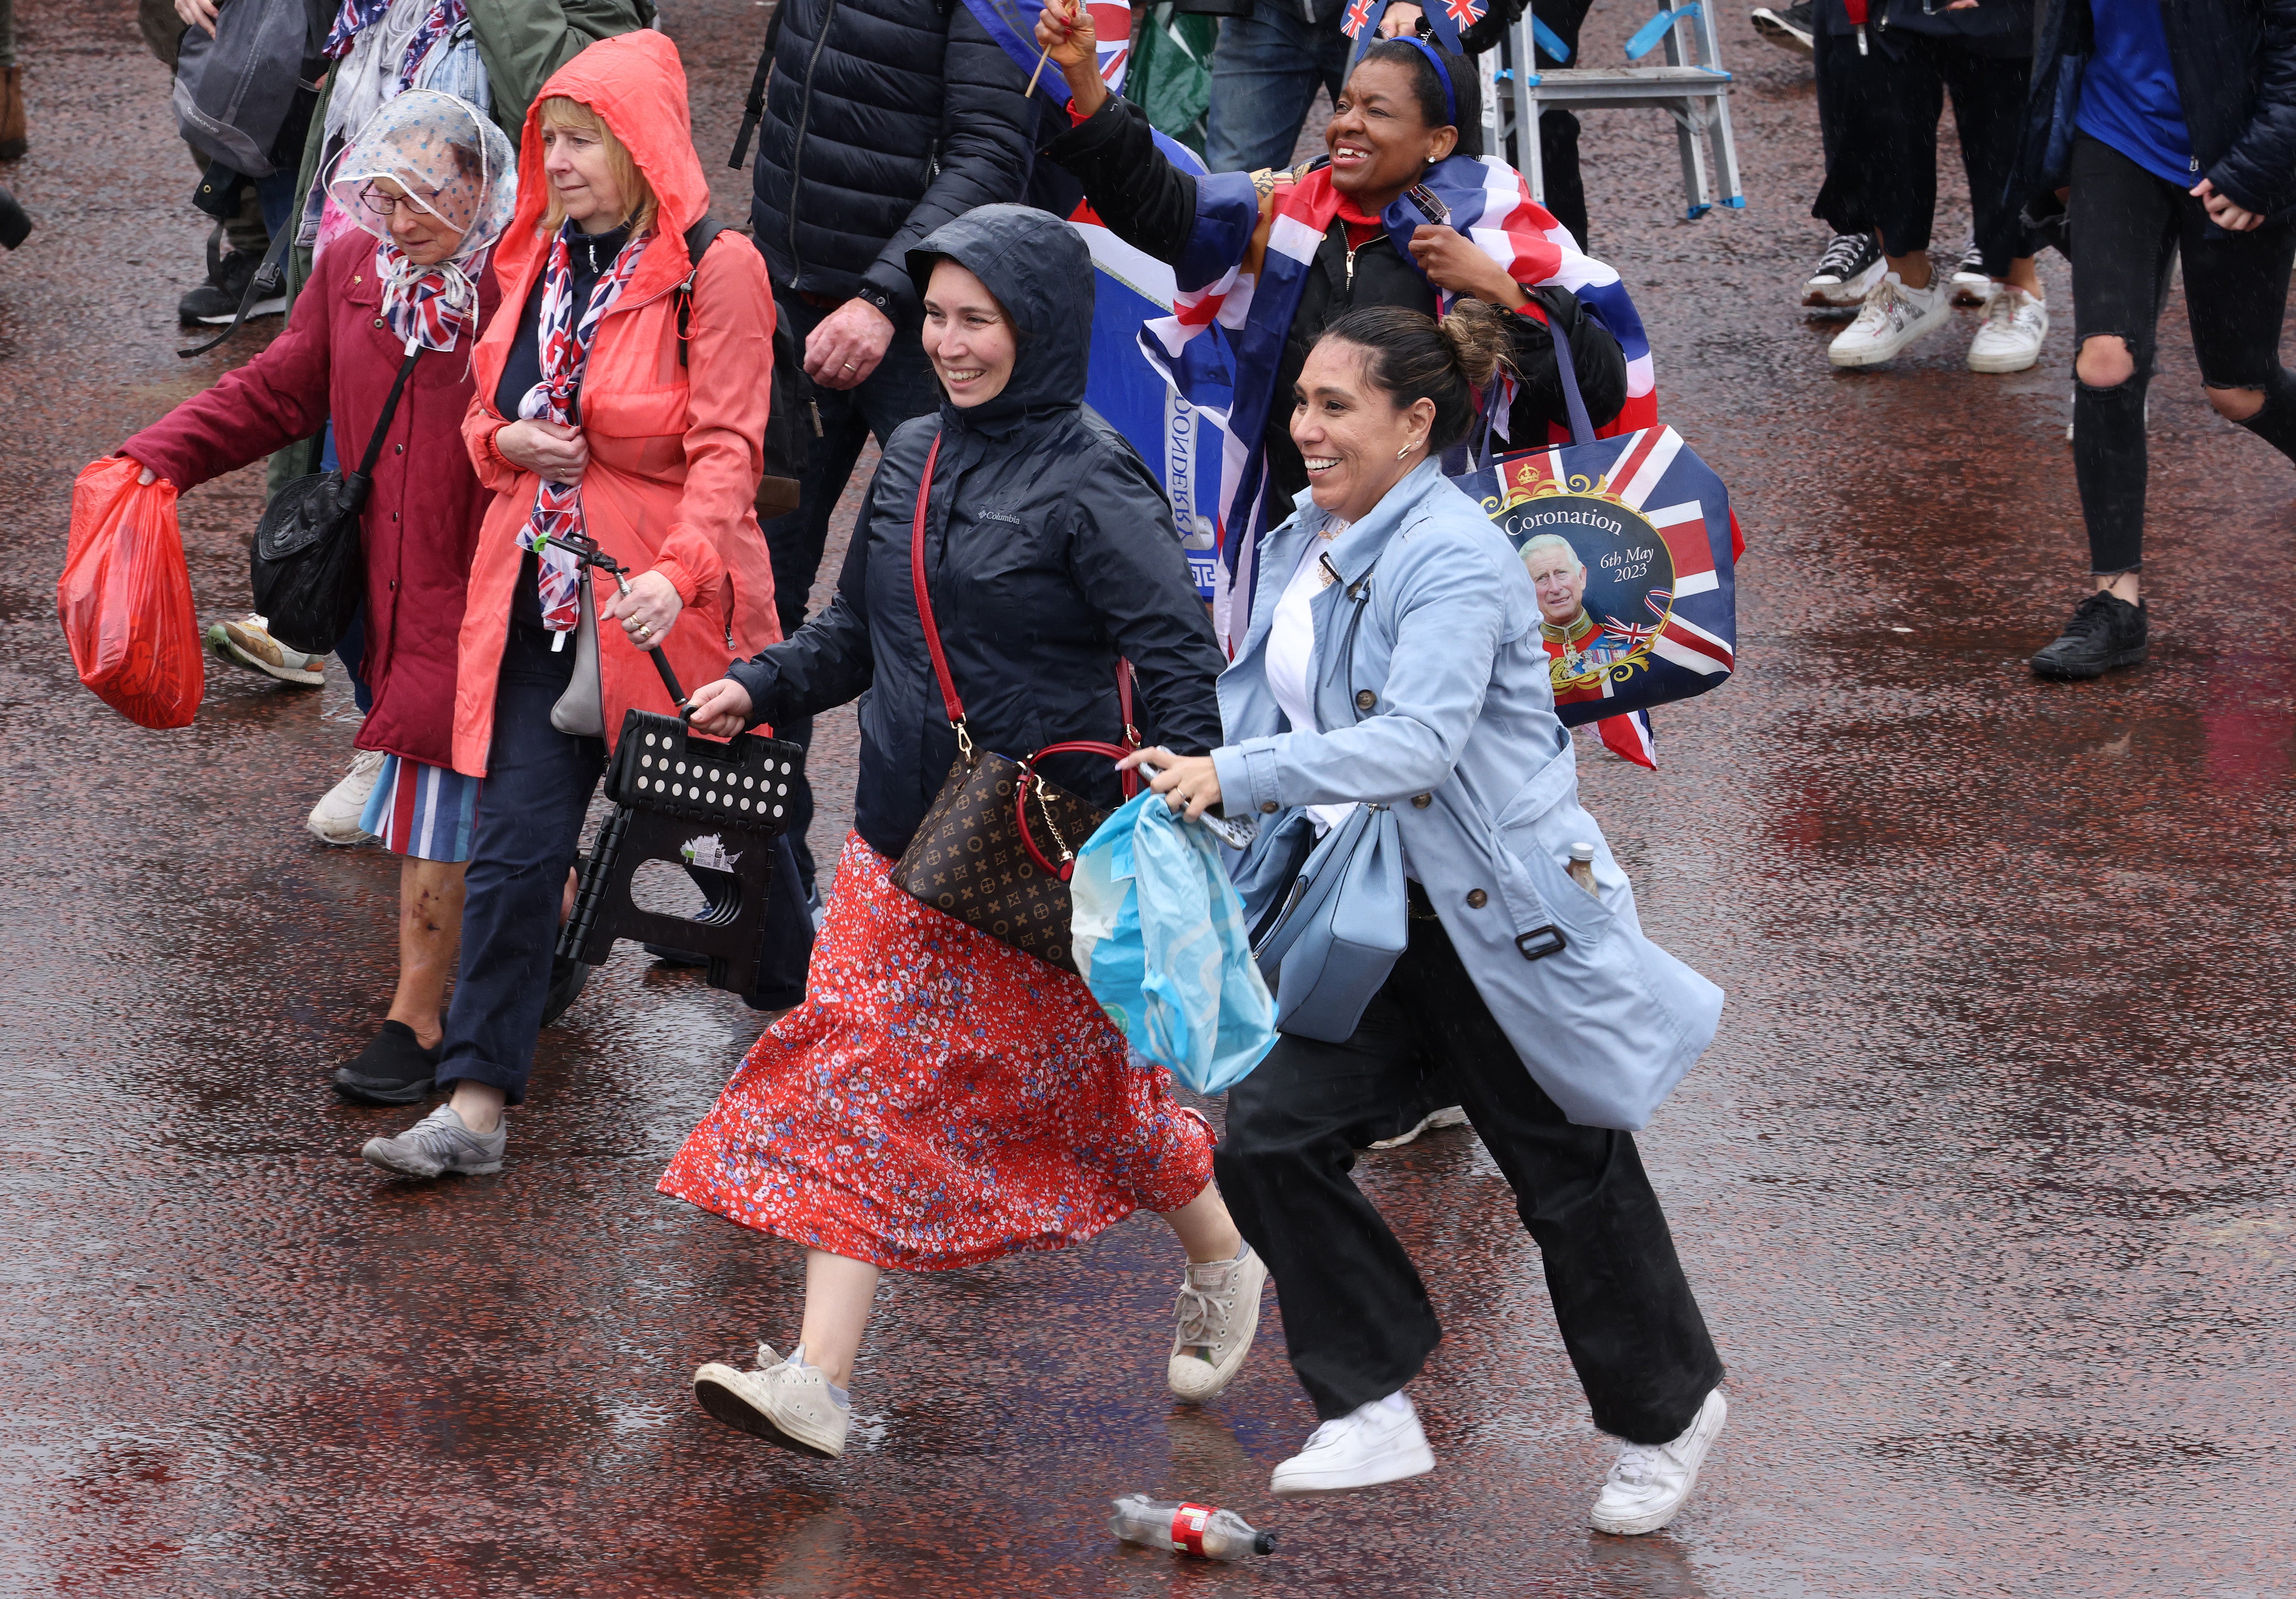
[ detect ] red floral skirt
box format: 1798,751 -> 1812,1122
658,833 -> 1215,1271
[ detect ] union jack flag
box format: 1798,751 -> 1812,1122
962,0 -> 1133,104
1441,0 -> 1485,29
1342,0 -> 1382,38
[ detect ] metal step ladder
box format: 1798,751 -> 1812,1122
1477,2 -> 1745,221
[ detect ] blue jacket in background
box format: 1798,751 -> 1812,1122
1212,461 -> 1724,1130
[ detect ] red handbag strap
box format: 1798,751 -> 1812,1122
911,428 -> 1141,793
1017,740 -> 1133,881
908,433 -> 971,756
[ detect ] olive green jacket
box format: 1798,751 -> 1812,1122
268,0 -> 653,490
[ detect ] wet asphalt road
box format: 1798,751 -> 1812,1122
5,0 -> 2296,1594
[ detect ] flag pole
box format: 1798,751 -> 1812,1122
1024,0 -> 1076,96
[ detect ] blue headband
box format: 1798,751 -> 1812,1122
1394,35 -> 1458,128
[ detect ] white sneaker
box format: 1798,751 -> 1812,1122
1801,231 -> 1885,310
307,748 -> 385,847
1948,238 -> 1991,306
1269,1391 -> 1436,1497
1966,285 -> 2049,373
1168,1244 -> 1267,1404
1589,1388 -> 1727,1536
692,1341 -> 849,1458
205,614 -> 325,685
1827,272 -> 1948,368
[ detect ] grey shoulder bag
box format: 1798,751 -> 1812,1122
1246,552 -> 1410,1044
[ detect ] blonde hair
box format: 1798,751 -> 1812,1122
536,97 -> 658,237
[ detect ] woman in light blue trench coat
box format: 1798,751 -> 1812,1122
1124,301 -> 1728,1536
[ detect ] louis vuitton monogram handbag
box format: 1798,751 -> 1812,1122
887,434 -> 1138,975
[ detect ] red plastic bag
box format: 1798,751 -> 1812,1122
56,456 -> 204,729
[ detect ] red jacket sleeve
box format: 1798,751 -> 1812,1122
121,261 -> 336,491
647,236 -> 774,609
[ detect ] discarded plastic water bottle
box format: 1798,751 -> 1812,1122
1568,840 -> 1600,896
1109,1494 -> 1275,1560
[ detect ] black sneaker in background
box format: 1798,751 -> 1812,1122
1750,0 -> 1814,54
178,243 -> 286,326
1802,230 -> 1884,309
332,1020 -> 442,1106
2030,591 -> 2149,680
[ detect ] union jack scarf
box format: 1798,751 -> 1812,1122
515,225 -> 650,633
324,0 -> 464,72
374,240 -> 480,352
1140,152 -> 1658,645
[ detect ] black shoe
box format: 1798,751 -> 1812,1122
178,243 -> 285,325
0,183 -> 28,251
332,1020 -> 442,1106
2030,591 -> 2150,680
1749,0 -> 1814,54
540,954 -> 590,1029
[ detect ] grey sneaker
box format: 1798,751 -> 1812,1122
361,1104 -> 506,1179
1168,1244 -> 1267,1404
692,1342 -> 849,1457
1367,1104 -> 1469,1150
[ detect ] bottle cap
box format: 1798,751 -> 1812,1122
1254,1532 -> 1277,1554
1569,841 -> 1595,862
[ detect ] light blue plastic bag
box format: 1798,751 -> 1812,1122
1070,792 -> 1279,1095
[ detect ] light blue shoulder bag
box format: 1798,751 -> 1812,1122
1245,556 -> 1409,1044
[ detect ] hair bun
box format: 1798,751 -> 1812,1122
1438,298 -> 1514,393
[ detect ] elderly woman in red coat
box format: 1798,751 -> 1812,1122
122,91 -> 520,1103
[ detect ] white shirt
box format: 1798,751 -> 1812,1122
1264,533 -> 1356,838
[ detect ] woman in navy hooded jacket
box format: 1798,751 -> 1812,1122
659,205 -> 1265,1462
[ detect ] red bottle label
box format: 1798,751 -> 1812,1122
1169,1503 -> 1215,1556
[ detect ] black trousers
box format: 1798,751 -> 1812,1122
1530,0 -> 1596,251
1216,901 -> 1724,1443
1811,28 -> 2035,274
2068,133 -> 2296,575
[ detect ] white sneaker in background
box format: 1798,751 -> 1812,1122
1589,1388 -> 1728,1535
1827,272 -> 1949,368
1948,238 -> 1991,306
206,614 -> 325,686
1270,1391 -> 1437,1496
307,747 -> 385,847
1966,285 -> 2049,373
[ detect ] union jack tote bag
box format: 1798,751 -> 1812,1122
1453,331 -> 1739,733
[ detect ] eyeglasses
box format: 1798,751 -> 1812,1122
357,182 -> 444,219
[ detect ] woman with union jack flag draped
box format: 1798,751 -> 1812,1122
1034,13 -> 1647,643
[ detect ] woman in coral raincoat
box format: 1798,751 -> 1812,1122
361,29 -> 782,1179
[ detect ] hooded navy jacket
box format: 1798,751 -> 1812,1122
728,205 -> 1227,863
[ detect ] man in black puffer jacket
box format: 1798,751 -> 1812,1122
741,0 -> 1034,886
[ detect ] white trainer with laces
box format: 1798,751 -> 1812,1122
1269,1391 -> 1436,1497
1589,1388 -> 1727,1535
692,1342 -> 849,1458
1168,1244 -> 1267,1403
1966,285 -> 2049,373
1827,272 -> 1949,367
308,747 -> 386,847
361,1103 -> 507,1179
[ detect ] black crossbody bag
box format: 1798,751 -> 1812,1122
250,337 -> 421,656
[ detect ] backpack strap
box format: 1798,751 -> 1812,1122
676,217 -> 731,368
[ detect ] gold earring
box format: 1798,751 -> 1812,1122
1397,442 -> 1416,459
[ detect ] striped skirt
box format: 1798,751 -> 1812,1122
358,753 -> 480,862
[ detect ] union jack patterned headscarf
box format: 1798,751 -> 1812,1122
514,224 -> 651,632
327,91 -> 516,352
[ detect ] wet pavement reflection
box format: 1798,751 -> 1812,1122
2,0 -> 2293,1593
